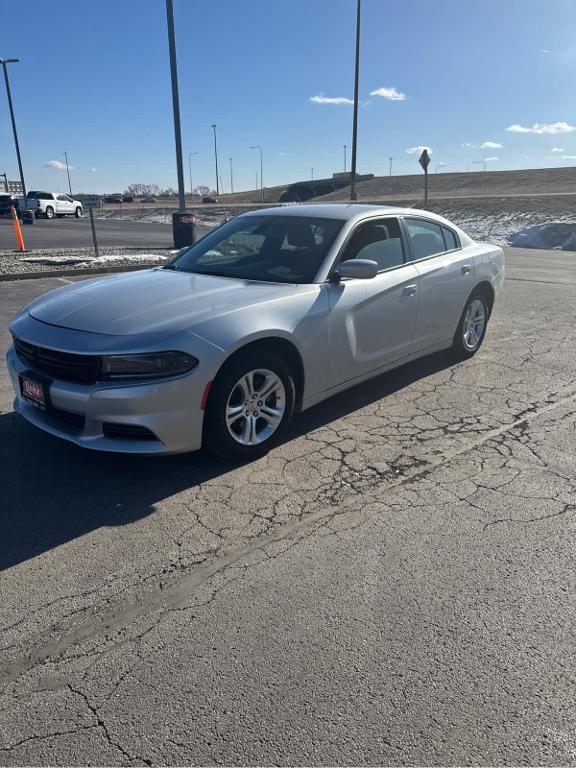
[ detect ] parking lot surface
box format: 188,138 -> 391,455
1,247 -> 575,765
0,217 -> 174,250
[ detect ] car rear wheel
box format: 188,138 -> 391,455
45,206 -> 54,219
452,290 -> 489,358
75,207 -> 82,218
203,349 -> 295,460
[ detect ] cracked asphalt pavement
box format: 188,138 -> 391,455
1,246 -> 575,765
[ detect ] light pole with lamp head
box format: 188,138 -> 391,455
63,152 -> 72,195
211,124 -> 220,195
250,145 -> 263,203
349,0 -> 361,201
0,58 -> 26,198
188,151 -> 198,196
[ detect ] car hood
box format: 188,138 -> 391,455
28,268 -> 299,336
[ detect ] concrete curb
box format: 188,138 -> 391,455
0,263 -> 160,283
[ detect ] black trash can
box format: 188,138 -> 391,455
21,209 -> 35,225
172,211 -> 196,248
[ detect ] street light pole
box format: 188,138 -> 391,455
165,0 -> 186,212
64,151 -> 72,195
188,151 -> 198,196
349,0 -> 361,201
473,160 -> 486,173
388,156 -> 393,177
211,124 -> 220,195
311,167 -> 314,181
343,144 -> 347,173
0,58 -> 26,198
229,157 -> 234,194
250,145 -> 263,203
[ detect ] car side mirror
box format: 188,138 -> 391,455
338,259 -> 378,280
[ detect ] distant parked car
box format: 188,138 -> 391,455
141,196 -> 157,203
122,195 -> 134,203
202,196 -> 218,204
0,193 -> 18,216
104,194 -> 123,204
26,191 -> 83,219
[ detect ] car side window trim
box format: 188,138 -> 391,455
401,216 -> 462,263
326,215 -> 410,280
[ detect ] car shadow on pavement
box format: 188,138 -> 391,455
0,350 -> 454,571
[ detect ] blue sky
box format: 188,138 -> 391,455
2,0 -> 576,194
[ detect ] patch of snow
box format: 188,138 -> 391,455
75,253 -> 169,267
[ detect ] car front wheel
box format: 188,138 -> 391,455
452,290 -> 489,358
75,207 -> 82,218
204,349 -> 295,460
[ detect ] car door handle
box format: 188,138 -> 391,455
461,264 -> 472,275
403,284 -> 417,296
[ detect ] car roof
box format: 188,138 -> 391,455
239,202 -> 452,224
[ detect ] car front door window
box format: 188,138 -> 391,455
342,218 -> 405,271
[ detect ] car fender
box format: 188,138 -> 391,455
192,286 -> 331,401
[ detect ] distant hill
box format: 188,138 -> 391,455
317,166 -> 576,201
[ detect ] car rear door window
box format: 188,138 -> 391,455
343,218 -> 405,271
404,218 -> 446,260
442,226 -> 459,251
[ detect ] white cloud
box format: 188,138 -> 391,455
369,86 -> 407,101
309,94 -> 353,105
506,121 -> 576,134
45,159 -> 74,171
561,155 -> 576,160
484,156 -> 499,161
481,141 -> 503,149
406,145 -> 432,155
540,49 -> 552,54
551,147 -> 564,153
88,167 -> 98,173
461,142 -> 476,148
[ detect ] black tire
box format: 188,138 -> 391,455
75,207 -> 82,218
203,348 -> 296,461
45,206 -> 54,219
451,288 -> 490,359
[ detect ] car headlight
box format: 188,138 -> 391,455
100,351 -> 198,380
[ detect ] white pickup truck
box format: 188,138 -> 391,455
25,191 -> 83,219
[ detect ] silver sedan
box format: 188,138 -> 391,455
7,204 -> 504,459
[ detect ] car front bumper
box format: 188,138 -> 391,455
7,344 -> 207,455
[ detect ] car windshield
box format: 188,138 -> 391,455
168,215 -> 345,284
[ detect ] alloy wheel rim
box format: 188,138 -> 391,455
225,368 -> 286,446
462,298 -> 486,350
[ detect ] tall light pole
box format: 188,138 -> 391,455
343,144 -> 347,173
211,124 -> 219,195
165,0 -> 186,213
388,156 -> 394,177
250,145 -> 263,203
311,167 -> 314,181
349,0 -> 361,201
63,151 -> 72,195
188,151 -> 198,196
1,58 -> 26,198
473,160 -> 486,173
434,163 -> 446,174
229,157 -> 234,194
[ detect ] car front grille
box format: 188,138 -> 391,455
13,337 -> 100,384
